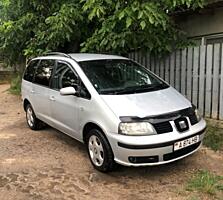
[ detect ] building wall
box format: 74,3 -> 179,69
176,6 -> 223,46
178,7 -> 223,37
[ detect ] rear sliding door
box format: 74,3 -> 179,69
31,59 -> 55,125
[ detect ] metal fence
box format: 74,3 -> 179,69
128,44 -> 223,120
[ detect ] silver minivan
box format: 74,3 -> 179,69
22,52 -> 206,172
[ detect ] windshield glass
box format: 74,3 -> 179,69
79,59 -> 169,95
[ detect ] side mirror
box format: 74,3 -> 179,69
60,87 -> 76,96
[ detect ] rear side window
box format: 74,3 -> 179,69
33,59 -> 55,87
23,60 -> 39,82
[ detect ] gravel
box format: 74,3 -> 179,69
0,84 -> 222,200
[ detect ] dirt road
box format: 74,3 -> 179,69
0,84 -> 222,200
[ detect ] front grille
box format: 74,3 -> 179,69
153,121 -> 173,134
163,142 -> 201,161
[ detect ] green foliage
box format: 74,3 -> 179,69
24,2 -> 85,56
186,170 -> 223,196
0,0 -> 88,66
9,74 -> 21,95
204,122 -> 223,151
80,0 -> 205,54
0,0 -> 206,68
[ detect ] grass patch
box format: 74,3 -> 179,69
9,75 -> 21,95
186,170 -> 223,196
204,122 -> 223,151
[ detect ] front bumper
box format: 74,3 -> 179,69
107,119 -> 206,166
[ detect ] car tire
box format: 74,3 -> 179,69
86,129 -> 116,172
26,104 -> 45,130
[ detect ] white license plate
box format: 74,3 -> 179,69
174,135 -> 200,151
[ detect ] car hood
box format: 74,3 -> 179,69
100,87 -> 192,118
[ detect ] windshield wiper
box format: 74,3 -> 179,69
112,84 -> 168,94
100,83 -> 168,95
115,86 -> 153,94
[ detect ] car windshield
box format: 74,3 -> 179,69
79,59 -> 169,95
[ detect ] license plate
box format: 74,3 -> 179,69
174,135 -> 200,151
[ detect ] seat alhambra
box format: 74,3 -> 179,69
22,52 -> 206,172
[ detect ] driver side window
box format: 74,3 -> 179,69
52,61 -> 79,90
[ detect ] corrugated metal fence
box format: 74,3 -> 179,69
128,44 -> 223,120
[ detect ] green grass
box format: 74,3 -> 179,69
9,75 -> 21,95
186,170 -> 223,196
203,123 -> 223,151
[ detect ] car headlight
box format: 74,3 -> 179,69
195,109 -> 201,122
118,122 -> 156,136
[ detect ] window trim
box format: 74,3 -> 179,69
190,32 -> 223,45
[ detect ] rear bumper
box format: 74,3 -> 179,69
106,119 -> 206,166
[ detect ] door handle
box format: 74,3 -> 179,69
49,96 -> 56,101
31,90 -> 35,94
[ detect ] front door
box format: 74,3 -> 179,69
49,61 -> 80,138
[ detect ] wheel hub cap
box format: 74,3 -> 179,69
88,135 -> 104,167
27,107 -> 34,127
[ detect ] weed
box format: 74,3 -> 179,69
204,123 -> 223,151
187,170 -> 223,195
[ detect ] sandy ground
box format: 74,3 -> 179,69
0,84 -> 222,200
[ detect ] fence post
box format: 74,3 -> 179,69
181,49 -> 187,95
212,43 -> 220,119
199,45 -> 206,116
219,44 -> 223,120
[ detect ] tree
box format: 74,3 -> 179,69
0,0 -> 88,69
81,0 -> 205,54
0,0 -> 205,69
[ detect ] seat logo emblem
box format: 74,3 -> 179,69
179,121 -> 187,129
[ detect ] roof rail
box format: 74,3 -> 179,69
45,52 -> 72,58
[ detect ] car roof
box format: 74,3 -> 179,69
34,53 -> 128,62
68,53 -> 128,62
